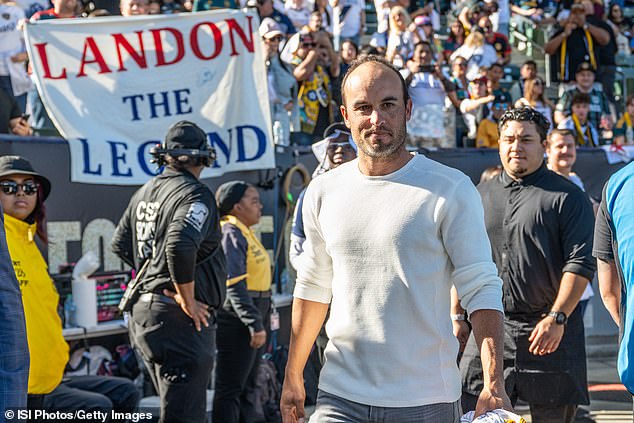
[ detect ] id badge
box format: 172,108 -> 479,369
270,309 -> 280,331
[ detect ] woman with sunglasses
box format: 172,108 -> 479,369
515,77 -> 555,132
0,155 -> 139,414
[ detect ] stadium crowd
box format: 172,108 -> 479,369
1,0 -> 634,421
2,0 -> 634,146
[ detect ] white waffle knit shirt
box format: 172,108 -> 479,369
294,153 -> 503,407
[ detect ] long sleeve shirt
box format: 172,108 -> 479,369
295,154 -> 503,407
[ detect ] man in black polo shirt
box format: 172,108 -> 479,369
458,107 -> 596,423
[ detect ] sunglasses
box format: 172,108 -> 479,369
268,35 -> 283,42
302,42 -> 317,48
0,180 -> 39,196
327,141 -> 355,153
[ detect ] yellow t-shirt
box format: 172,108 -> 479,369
221,215 -> 271,292
5,213 -> 68,394
476,118 -> 500,148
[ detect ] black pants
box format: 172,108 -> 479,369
212,297 -> 270,423
130,298 -> 215,423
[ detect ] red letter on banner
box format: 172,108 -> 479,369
34,43 -> 67,80
226,16 -> 254,57
151,28 -> 185,67
113,31 -> 148,71
190,22 -> 223,60
77,37 -> 112,77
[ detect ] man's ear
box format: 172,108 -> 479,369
405,98 -> 412,122
340,104 -> 351,128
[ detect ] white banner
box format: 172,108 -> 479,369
25,10 -> 275,185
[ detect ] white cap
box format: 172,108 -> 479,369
259,17 -> 284,39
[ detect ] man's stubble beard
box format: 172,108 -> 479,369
356,119 -> 408,159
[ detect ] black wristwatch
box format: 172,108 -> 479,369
547,311 -> 568,325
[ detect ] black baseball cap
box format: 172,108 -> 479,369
164,121 -> 208,150
575,61 -> 595,74
0,155 -> 51,200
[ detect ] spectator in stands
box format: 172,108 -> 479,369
147,0 -> 160,13
460,76 -> 496,145
486,63 -> 508,96
304,11 -> 324,33
31,0 -> 76,19
213,181 -> 271,423
557,92 -> 600,146
544,0 -> 610,83
253,0 -> 296,36
458,0 -> 488,31
262,18 -> 297,146
554,61 -> 613,134
0,0 -> 30,114
332,0 -> 365,50
313,0 -> 333,34
478,15 -> 511,64
160,0 -> 182,14
487,0 -> 510,35
402,41 -> 460,146
119,0 -> 148,15
613,93 -> 634,145
285,0 -> 311,31
509,0 -> 544,23
577,0 -> 620,104
414,15 -> 444,56
0,89 -> 30,136
386,6 -> 415,68
451,30 -> 498,80
288,31 -> 338,145
0,156 -> 139,415
509,59 -> 536,102
443,20 -> 466,63
476,92 -> 511,148
515,76 -> 555,131
608,3 -> 632,38
339,39 -> 358,74
450,55 -> 471,147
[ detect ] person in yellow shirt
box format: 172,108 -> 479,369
0,156 -> 139,413
476,93 -> 512,148
614,94 -> 634,145
213,181 -> 272,423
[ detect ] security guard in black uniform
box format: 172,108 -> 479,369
112,120 -> 226,423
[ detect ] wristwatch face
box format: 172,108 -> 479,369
556,312 -> 566,324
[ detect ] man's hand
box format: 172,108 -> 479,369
9,117 -> 32,136
563,21 -> 577,37
163,289 -> 211,331
250,329 -> 267,349
281,372 -> 306,423
528,316 -> 564,355
474,384 -> 513,418
452,320 -> 470,352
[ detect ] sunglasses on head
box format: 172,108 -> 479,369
0,180 -> 39,196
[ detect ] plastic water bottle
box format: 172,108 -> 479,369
64,294 -> 77,328
273,121 -> 287,147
